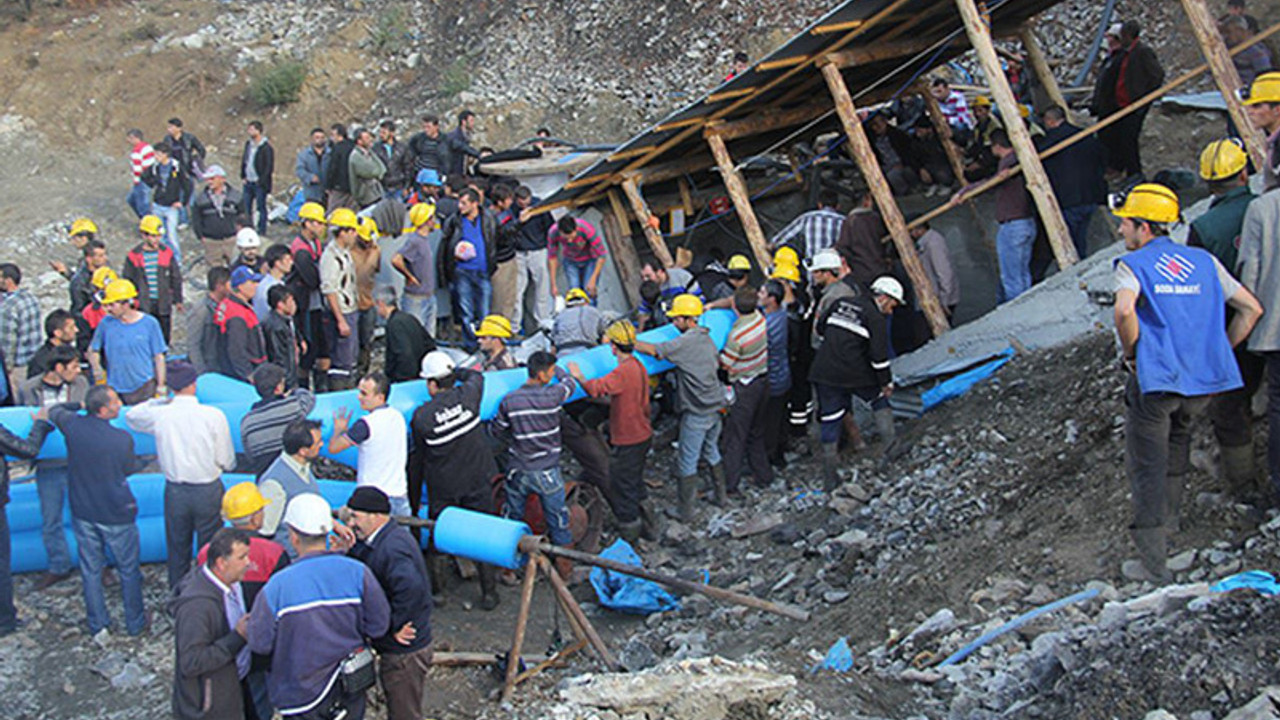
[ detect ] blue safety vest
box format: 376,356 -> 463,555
1120,237 -> 1242,396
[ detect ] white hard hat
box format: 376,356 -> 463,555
870,276 -> 906,303
283,494 -> 333,535
235,227 -> 262,249
807,248 -> 843,273
420,350 -> 456,380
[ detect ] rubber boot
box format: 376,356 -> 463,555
1166,474 -> 1186,535
477,563 -> 500,611
678,475 -> 698,522
821,442 -> 841,492
1221,444 -> 1256,500
1123,527 -> 1172,583
616,519 -> 642,545
710,464 -> 728,507
638,500 -> 662,542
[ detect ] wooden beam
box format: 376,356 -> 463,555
637,152 -> 717,185
821,63 -> 950,338
1018,23 -> 1072,118
677,178 -> 695,217
812,19 -> 865,35
608,145 -> 661,161
654,117 -> 706,133
1178,0 -> 1267,169
756,55 -> 809,72
620,176 -> 674,268
822,37 -> 940,69
917,83 -> 969,188
705,102 -> 831,141
607,189 -> 632,231
707,88 -> 757,103
706,133 -> 773,271
957,0 -> 1078,272
599,205 -> 644,308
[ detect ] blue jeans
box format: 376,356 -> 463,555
126,183 -> 152,219
1061,204 -> 1095,261
36,464 -> 73,575
402,294 -> 437,338
150,203 -> 183,268
504,467 -> 571,546
244,181 -> 268,234
455,268 -> 492,350
677,411 -> 723,477
996,218 -> 1036,303
71,517 -> 146,635
563,259 -> 594,296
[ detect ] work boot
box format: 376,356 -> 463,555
710,464 -> 728,507
1166,473 -> 1186,534
678,475 -> 698,522
638,500 -> 663,541
1221,444 -> 1257,500
427,552 -> 449,607
616,519 -> 642,545
1122,527 -> 1172,584
821,442 -> 841,492
477,564 -> 500,611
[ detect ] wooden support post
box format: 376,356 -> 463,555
705,131 -> 774,271
677,178 -> 695,218
1018,23 -> 1071,118
956,0 -> 1078,271
620,175 -> 674,268
607,189 -> 632,233
918,84 -> 970,187
599,208 -> 644,308
820,62 -> 951,338
1178,0 -> 1267,169
500,558 -> 540,703
537,555 -> 620,670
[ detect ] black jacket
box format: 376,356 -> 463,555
168,131 -> 207,180
261,310 -> 300,386
192,187 -> 247,241
444,127 -> 480,177
169,569 -> 247,720
809,276 -> 891,391
1093,42 -> 1164,117
439,208 -> 500,280
409,368 -> 498,503
407,131 -> 450,175
1036,123 -> 1107,208
240,139 -> 275,194
512,202 -> 553,252
141,161 -> 192,207
348,521 -> 432,655
375,139 -> 413,192
385,310 -> 435,384
324,139 -> 355,193
122,242 -> 184,317
865,122 -> 924,172
217,295 -> 266,382
0,420 -> 51,506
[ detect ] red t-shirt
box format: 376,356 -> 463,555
582,355 -> 652,446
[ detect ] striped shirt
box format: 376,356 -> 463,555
938,90 -> 974,130
769,208 -> 844,262
142,251 -> 160,301
546,219 -> 606,264
721,311 -> 768,383
130,141 -> 155,184
493,368 -> 578,472
240,389 -> 316,476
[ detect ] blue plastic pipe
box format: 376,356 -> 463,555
938,587 -> 1101,667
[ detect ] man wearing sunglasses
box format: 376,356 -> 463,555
1111,184 -> 1262,583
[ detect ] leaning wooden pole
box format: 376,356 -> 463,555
621,175 -> 676,268
957,0 -> 1078,270
820,61 -> 950,337
917,83 -> 971,188
1178,0 -> 1267,169
705,130 -> 774,271
1018,22 -> 1071,118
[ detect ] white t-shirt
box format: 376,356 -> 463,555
347,405 -> 408,499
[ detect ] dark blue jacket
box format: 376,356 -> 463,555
348,520 -> 432,654
48,403 -> 139,525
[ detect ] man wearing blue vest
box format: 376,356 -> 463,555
1112,184 -> 1262,582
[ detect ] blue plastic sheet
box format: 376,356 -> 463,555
811,637 -> 853,673
588,539 -> 680,615
1211,570 -> 1280,596
918,348 -> 1015,412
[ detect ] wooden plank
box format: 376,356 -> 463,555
756,55 -> 809,72
706,133 -> 773,271
707,88 -> 757,103
813,19 -> 866,35
609,145 -> 661,161
654,117 -> 706,132
1178,0 -> 1267,169
607,189 -> 632,231
600,205 -> 644,308
917,82 -> 970,188
823,37 -> 941,69
1018,23 -> 1071,118
821,63 -> 950,338
705,101 -> 831,141
677,177 -> 695,217
956,0 -> 1077,271
621,176 -> 675,267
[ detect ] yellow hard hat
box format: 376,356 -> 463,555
475,314 -> 513,339
100,278 -> 138,305
667,293 -> 704,318
1199,139 -> 1249,181
91,267 -> 118,290
69,218 -> 98,237
328,208 -> 359,230
298,202 -> 327,224
139,215 -> 164,236
356,216 -> 379,242
727,254 -> 751,272
1241,71 -> 1280,106
1109,183 -> 1181,225
772,246 -> 799,268
408,202 -> 436,231
222,482 -> 269,521
972,95 -> 992,108
771,262 -> 801,283
565,288 -> 590,305
605,319 -> 637,347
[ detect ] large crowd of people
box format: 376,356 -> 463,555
0,3 -> 1275,719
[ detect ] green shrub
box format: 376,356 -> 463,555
367,9 -> 406,57
440,57 -> 470,97
248,60 -> 307,108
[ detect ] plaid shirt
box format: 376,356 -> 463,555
0,288 -> 43,366
769,208 -> 845,261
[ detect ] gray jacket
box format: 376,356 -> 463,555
348,146 -> 386,208
16,374 -> 88,407
169,569 -> 247,720
294,145 -> 329,203
1237,188 -> 1280,351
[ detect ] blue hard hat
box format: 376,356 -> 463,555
416,168 -> 442,186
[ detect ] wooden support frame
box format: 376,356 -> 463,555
600,204 -> 644,308
917,83 -> 969,188
621,175 -> 675,267
956,0 -> 1078,271
1018,23 -> 1071,118
1178,0 -> 1267,169
706,102 -> 831,141
705,132 -> 774,271
823,37 -> 941,69
821,63 -> 950,338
